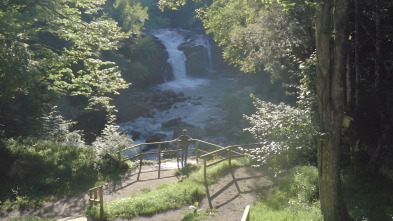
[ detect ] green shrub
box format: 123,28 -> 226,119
281,166 -> 319,203
243,95 -> 318,169
250,165 -> 322,221
10,216 -> 55,221
0,137 -> 123,210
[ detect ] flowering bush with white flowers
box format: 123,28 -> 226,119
243,95 -> 318,167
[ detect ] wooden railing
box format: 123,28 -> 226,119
89,185 -> 104,219
198,144 -> 246,209
116,139 -> 232,180
241,205 -> 251,221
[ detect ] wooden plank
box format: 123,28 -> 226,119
158,144 -> 161,179
241,205 -> 251,221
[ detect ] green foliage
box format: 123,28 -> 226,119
158,0 -> 187,11
108,0 -> 148,33
250,165 -> 322,221
189,159 -> 247,185
342,174 -> 393,221
10,216 -> 55,221
40,109 -> 85,147
92,114 -> 133,160
0,137 -> 97,210
200,0 -> 315,85
0,0 -> 147,136
0,131 -> 129,210
243,95 -> 318,168
181,204 -> 210,221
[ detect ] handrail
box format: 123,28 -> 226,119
89,185 -> 104,219
115,138 -> 260,183
115,138 -> 228,179
241,205 -> 251,221
121,140 -> 177,152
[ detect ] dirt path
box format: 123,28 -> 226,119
128,167 -> 276,221
3,163 -> 180,220
3,162 -> 278,221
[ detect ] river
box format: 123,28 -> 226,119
118,28 -> 239,151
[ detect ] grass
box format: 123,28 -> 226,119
249,166 -> 323,221
10,216 -> 55,221
86,158 -> 250,220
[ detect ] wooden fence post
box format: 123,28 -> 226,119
138,145 -> 142,181
195,140 -> 199,164
158,143 -> 161,179
228,146 -> 232,168
89,189 -> 93,207
117,149 -> 121,169
88,186 -> 105,219
241,205 -> 251,221
99,185 -> 104,219
176,141 -> 180,169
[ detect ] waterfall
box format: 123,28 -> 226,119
194,34 -> 215,73
152,28 -> 211,89
152,29 -> 188,82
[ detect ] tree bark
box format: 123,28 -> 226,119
315,0 -> 352,220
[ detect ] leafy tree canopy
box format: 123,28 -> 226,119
200,0 -> 315,85
0,0 -> 147,112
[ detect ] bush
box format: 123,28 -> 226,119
250,165 -> 322,221
243,95 -> 318,168
281,166 -> 319,203
0,137 -> 98,210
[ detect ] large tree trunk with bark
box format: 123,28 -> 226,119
315,0 -> 352,220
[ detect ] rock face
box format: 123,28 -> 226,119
179,38 -> 211,78
151,91 -> 187,111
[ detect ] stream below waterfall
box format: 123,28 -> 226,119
118,28 -> 240,159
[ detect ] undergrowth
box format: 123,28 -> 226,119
10,216 -> 55,221
0,138 -> 129,211
343,172 -> 393,221
250,166 -> 322,221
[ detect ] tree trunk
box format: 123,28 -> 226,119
315,0 -> 352,220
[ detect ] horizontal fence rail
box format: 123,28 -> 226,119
115,139 -> 240,180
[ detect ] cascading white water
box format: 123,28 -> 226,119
152,28 -> 210,89
153,29 -> 188,81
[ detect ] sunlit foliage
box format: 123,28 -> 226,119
200,0 -> 314,84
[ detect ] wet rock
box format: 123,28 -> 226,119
162,117 -> 187,128
151,91 -> 187,111
146,133 -> 167,143
128,130 -> 141,140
